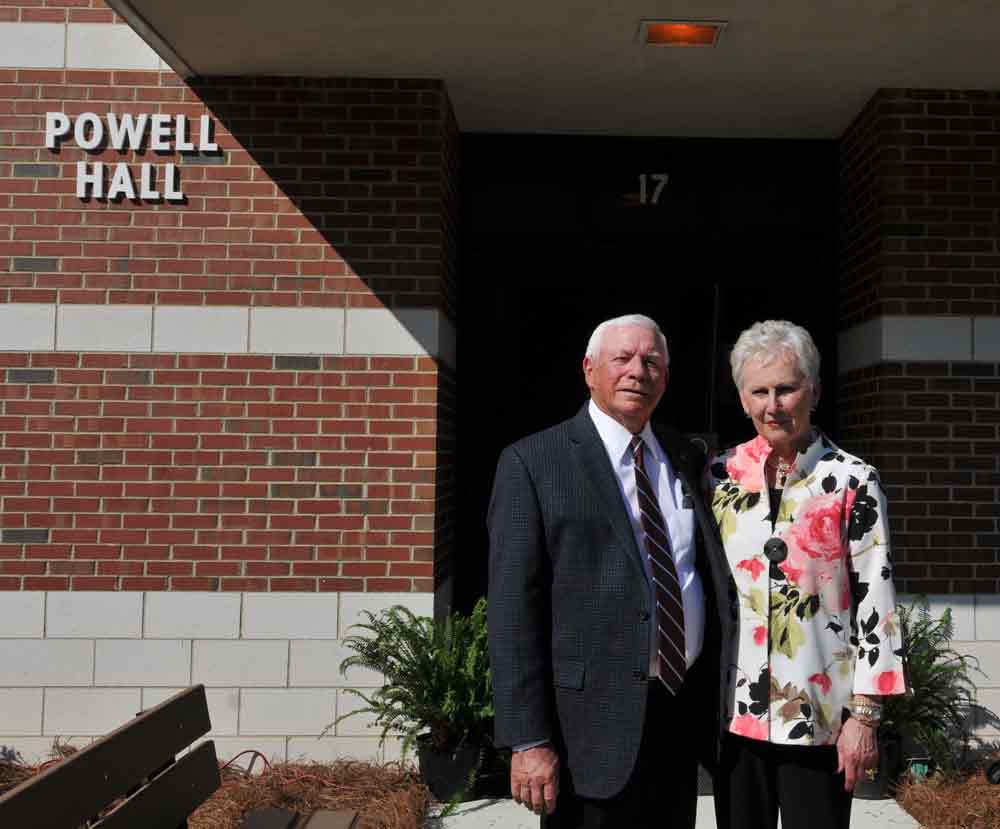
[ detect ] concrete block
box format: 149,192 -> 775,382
287,736 -> 383,763
66,23 -> 160,70
382,736 -> 406,763
0,22 -> 64,69
344,308 -> 436,357
144,592 -> 241,639
0,592 -> 45,637
0,640 -> 93,686
154,306 -> 249,353
243,594 -> 338,639
143,687 -> 239,736
837,317 -> 882,375
883,316 -> 972,362
338,592 -> 432,637
95,639 -> 191,686
57,305 -> 152,353
0,304 -> 56,351
334,691 -> 379,737
192,640 -> 288,687
0,736 -> 90,765
973,317 -> 1000,361
195,736 -> 287,768
973,688 -> 1000,735
0,689 -> 43,736
240,689 -> 334,736
952,641 -> 1000,688
922,594 -> 975,642
289,640 -> 382,688
249,307 -> 344,355
975,594 -> 1000,642
46,592 -> 142,638
44,688 -> 142,736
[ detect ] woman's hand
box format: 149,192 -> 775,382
836,716 -> 879,791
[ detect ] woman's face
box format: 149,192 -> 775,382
738,350 -> 818,454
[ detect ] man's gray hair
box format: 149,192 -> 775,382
585,314 -> 670,364
730,319 -> 820,392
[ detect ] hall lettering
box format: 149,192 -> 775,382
76,161 -> 183,202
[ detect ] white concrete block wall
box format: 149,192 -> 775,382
0,592 -> 429,764
899,593 -> 1000,739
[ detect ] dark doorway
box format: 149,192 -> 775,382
456,134 -> 839,610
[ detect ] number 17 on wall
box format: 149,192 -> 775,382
638,173 -> 669,205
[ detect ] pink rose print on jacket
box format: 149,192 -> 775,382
731,713 -> 769,741
777,491 -> 852,611
778,538 -> 850,612
726,437 -> 768,493
876,670 -> 905,695
786,492 -> 845,561
737,558 -> 765,581
753,625 -> 767,646
809,672 -> 832,695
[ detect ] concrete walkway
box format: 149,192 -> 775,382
427,795 -> 920,828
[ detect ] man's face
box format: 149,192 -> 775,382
583,324 -> 669,433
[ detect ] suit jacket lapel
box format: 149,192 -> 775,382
568,405 -> 648,583
652,423 -> 712,566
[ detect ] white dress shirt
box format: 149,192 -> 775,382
588,400 -> 705,671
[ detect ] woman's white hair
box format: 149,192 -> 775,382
730,319 -> 820,391
585,314 -> 670,364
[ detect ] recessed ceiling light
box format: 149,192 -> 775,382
638,19 -> 727,47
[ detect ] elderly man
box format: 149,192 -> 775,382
488,314 -> 734,828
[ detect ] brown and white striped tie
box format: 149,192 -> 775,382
630,435 -> 686,694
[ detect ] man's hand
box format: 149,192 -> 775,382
511,745 -> 559,815
836,717 -> 879,792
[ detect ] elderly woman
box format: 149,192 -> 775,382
705,320 -> 905,829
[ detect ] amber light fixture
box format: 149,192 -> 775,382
641,20 -> 726,47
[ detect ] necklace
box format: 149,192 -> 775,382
772,456 -> 794,489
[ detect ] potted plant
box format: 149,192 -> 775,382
334,597 -> 494,802
854,597 -> 981,799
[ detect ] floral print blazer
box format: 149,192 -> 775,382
706,431 -> 906,746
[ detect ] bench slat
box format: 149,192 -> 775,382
93,740 -> 221,829
0,685 -> 213,828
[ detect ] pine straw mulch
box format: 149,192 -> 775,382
0,745 -> 430,829
190,755 -> 430,829
896,768 -> 1000,829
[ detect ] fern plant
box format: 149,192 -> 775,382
881,597 -> 982,770
334,597 -> 494,755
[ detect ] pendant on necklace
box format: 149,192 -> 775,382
774,458 -> 793,488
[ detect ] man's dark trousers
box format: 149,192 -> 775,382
546,668 -> 705,829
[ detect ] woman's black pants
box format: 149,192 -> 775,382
713,733 -> 852,829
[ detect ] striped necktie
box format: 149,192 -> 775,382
630,435 -> 687,694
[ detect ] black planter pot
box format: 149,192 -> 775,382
853,734 -> 902,800
416,735 -> 483,802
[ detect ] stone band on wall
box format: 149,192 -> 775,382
0,22 -> 168,71
839,315 -> 1000,374
0,305 -> 457,367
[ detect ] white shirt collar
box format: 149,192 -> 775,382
587,399 -> 661,466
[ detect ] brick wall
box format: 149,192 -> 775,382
839,361 -> 1000,595
0,351 -> 439,591
0,0 -> 122,24
837,89 -> 1000,596
0,57 -> 459,594
1,70 -> 457,314
838,88 -> 1000,327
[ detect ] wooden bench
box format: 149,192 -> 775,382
0,684 -> 220,829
